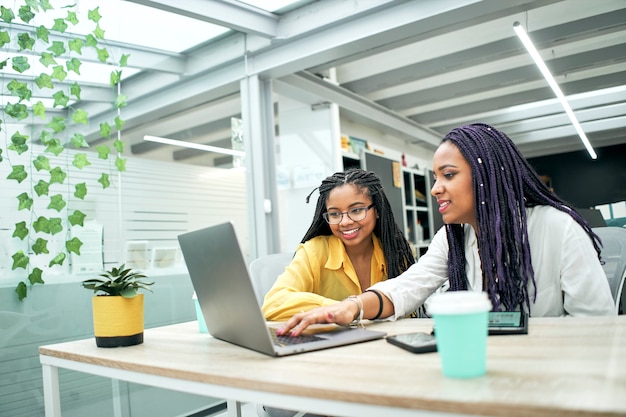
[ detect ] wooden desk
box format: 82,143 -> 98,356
39,316 -> 626,417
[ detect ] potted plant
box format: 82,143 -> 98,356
81,264 -> 153,347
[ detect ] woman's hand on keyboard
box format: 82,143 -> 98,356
276,301 -> 358,337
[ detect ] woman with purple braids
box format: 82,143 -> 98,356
278,123 -> 614,337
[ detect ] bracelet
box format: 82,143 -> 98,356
365,289 -> 384,320
345,295 -> 363,327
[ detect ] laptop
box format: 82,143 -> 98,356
177,222 -> 386,356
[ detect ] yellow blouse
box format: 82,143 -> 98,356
262,234 -> 387,321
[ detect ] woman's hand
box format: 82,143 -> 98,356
276,300 -> 358,337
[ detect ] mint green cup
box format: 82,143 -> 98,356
192,292 -> 209,333
427,291 -> 492,378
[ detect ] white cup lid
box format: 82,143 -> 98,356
427,291 -> 492,315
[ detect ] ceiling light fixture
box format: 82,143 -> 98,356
513,21 -> 597,160
143,135 -> 245,157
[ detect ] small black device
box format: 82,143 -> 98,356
386,332 -> 437,353
488,311 -> 528,335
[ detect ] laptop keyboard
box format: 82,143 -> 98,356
270,328 -> 323,347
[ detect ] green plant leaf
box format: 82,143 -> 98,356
113,139 -> 124,153
7,79 -> 31,101
0,148 -> 3,162
9,132 -> 29,154
51,65 -> 67,81
66,57 -> 81,74
48,194 -> 66,212
47,116 -> 65,133
34,180 -> 49,196
69,209 -> 86,226
35,73 -> 53,89
33,216 -> 50,233
96,47 -> 109,63
70,82 -> 81,99
7,165 -> 27,183
51,18 -> 68,33
98,173 -> 110,189
39,130 -> 54,144
33,100 -> 46,118
18,5 -> 35,23
13,222 -> 28,240
12,56 -> 30,73
49,218 -> 63,235
29,268 -> 45,285
33,155 -> 51,171
40,0 -> 53,12
17,192 -> 33,210
115,157 -> 127,172
110,70 -> 121,85
65,10 -> 78,25
39,52 -> 57,67
33,238 -> 49,255
93,24 -> 105,39
72,108 -> 88,124
45,139 -> 63,156
96,144 -> 110,159
36,25 -> 49,42
47,40 -> 66,56
0,31 -> 10,47
1,6 -> 15,23
115,94 -> 127,109
74,183 -> 87,199
68,38 -> 83,54
120,53 -> 130,67
52,90 -> 69,107
114,116 -> 125,130
66,237 -> 82,255
18,32 -> 35,50
88,7 -> 101,23
49,252 -> 66,267
15,282 -> 27,302
99,122 -> 111,138
85,33 -> 97,47
70,133 -> 88,148
12,251 -> 29,270
72,153 -> 91,169
5,102 -> 29,120
49,167 -> 67,184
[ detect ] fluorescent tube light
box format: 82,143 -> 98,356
143,135 -> 245,158
513,21 -> 597,159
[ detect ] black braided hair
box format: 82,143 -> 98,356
302,168 -> 415,278
442,123 -> 602,312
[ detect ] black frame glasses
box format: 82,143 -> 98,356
323,204 -> 375,224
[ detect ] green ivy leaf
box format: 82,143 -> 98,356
18,5 -> 35,23
71,133 -> 88,148
120,54 -> 130,67
113,139 -> 124,153
0,148 -> 3,162
49,252 -> 66,267
85,34 -> 97,47
29,268 -> 45,285
36,25 -> 49,42
66,57 -> 81,74
47,40 -> 66,56
48,194 -> 66,212
65,10 -> 78,25
93,24 -> 105,40
39,52 -> 57,67
115,157 -> 127,172
96,145 -> 110,159
5,102 -> 29,120
7,79 -> 31,101
18,32 -> 35,50
70,82 -> 81,100
52,90 -> 69,107
115,94 -> 127,109
73,153 -> 91,169
99,122 -> 111,138
33,238 -> 49,255
1,6 -> 15,23
40,0 -> 53,12
49,218 -> 63,235
39,130 -> 54,145
9,132 -> 29,154
33,216 -> 50,233
15,281 -> 27,302
45,139 -> 63,156
98,173 -> 110,189
114,116 -> 125,130
110,70 -> 121,85
0,31 -> 10,47
47,116 -> 66,133
96,47 -> 109,63
74,183 -> 87,200
12,251 -> 29,270
13,222 -> 28,240
34,180 -> 49,196
35,73 -> 54,89
49,167 -> 67,184
88,7 -> 101,23
12,56 -> 30,73
68,38 -> 83,54
51,18 -> 68,33
72,109 -> 88,124
33,155 -> 51,171
17,192 -> 33,210
7,165 -> 27,183
33,101 -> 46,118
69,209 -> 86,226
66,237 -> 83,255
51,65 -> 67,82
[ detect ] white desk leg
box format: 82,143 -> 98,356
112,379 -> 123,417
42,363 -> 61,417
226,399 -> 242,417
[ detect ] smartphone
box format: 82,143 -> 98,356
488,311 -> 528,335
386,332 -> 437,353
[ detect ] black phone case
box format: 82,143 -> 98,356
386,334 -> 438,353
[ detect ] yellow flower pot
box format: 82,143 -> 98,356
92,293 -> 144,347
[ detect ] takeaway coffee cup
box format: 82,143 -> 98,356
192,292 -> 208,333
427,291 -> 492,378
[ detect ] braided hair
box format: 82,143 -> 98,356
443,123 -> 601,312
302,168 -> 415,279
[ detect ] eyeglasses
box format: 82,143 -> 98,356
323,204 -> 375,224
